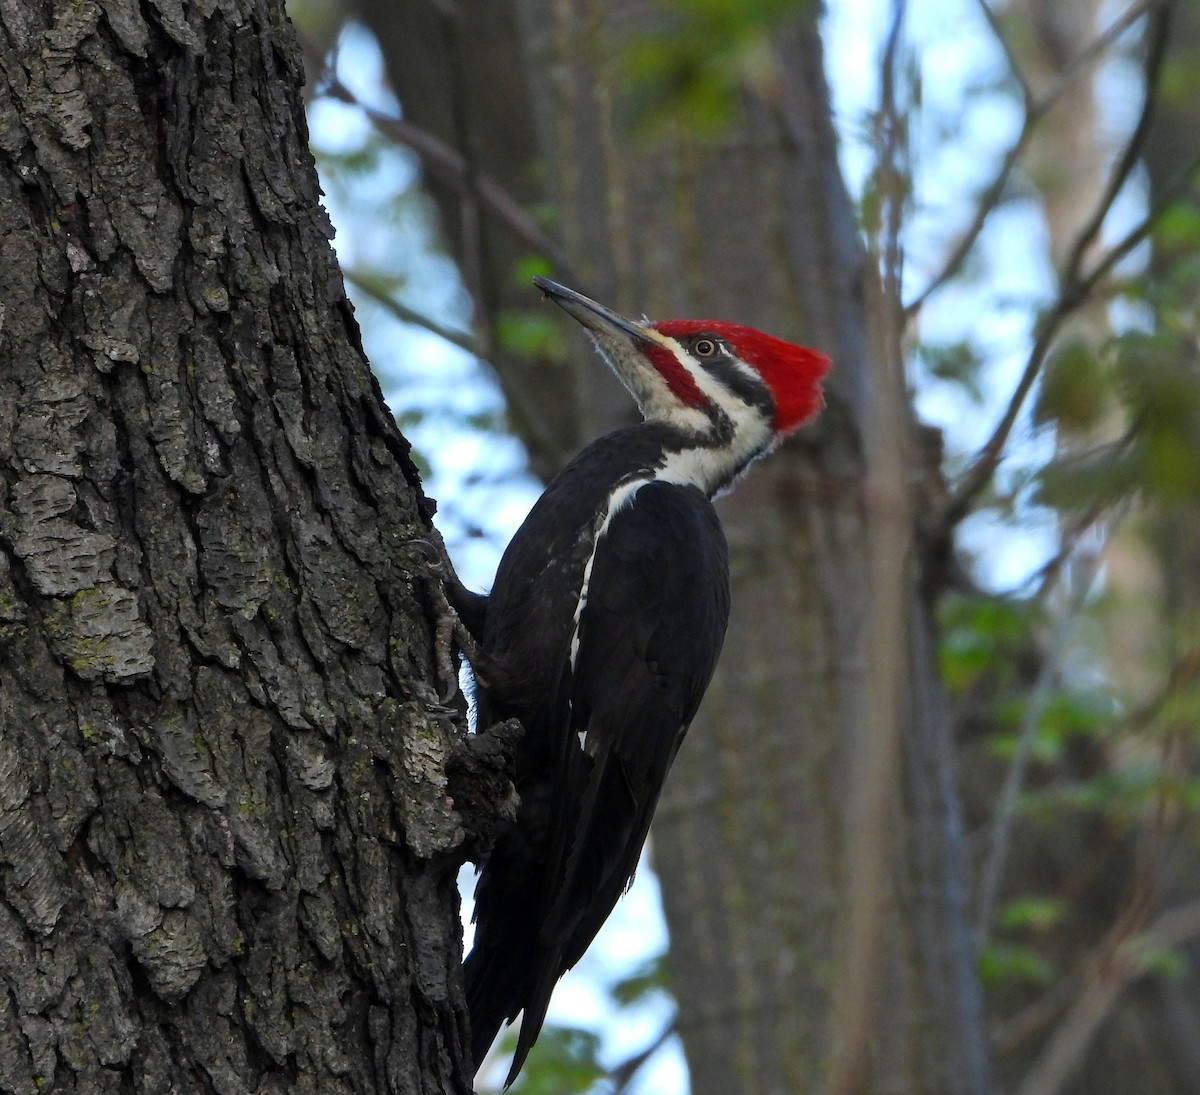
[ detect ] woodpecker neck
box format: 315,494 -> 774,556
637,410 -> 774,499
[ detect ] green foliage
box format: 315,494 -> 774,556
1114,333 -> 1200,504
496,310 -> 567,359
314,139 -> 385,178
978,940 -> 1055,989
997,896 -> 1068,933
938,595 -> 1039,696
1140,946 -> 1191,981
609,953 -> 671,1007
514,255 -> 555,286
1034,340 -> 1109,433
1034,450 -> 1139,512
620,0 -> 813,136
502,1027 -> 603,1095
989,689 -> 1113,765
484,959 -> 674,1092
1153,199 -> 1200,257
1020,761 -> 1164,825
917,340 -> 986,402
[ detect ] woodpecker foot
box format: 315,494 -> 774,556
407,538 -> 484,704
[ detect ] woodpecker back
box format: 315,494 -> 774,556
462,279 -> 829,1085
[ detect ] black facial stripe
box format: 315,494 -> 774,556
695,356 -> 774,419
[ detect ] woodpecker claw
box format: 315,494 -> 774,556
407,537 -> 485,705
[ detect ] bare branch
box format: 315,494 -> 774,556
1057,2 -> 1172,285
342,268 -> 482,356
1073,146 -> 1200,290
1016,899 -> 1200,1095
903,127 -> 1033,319
974,517 -> 1117,942
318,77 -> 582,285
975,0 -> 1034,109
905,0 -> 1161,319
1037,0 -> 1159,109
610,1019 -> 676,1095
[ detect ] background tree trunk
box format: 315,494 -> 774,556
0,2 -> 479,1091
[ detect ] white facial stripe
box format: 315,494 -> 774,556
651,333 -> 757,414
595,328 -> 774,494
650,333 -> 774,488
589,332 -> 712,430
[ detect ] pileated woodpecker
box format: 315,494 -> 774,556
458,277 -> 829,1084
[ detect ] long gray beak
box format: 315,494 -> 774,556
532,276 -> 657,346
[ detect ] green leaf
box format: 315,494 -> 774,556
503,1026 -> 603,1095
1111,332 -> 1200,503
514,255 -> 555,286
1035,340 -> 1109,432
1021,762 -> 1161,821
1034,451 -> 1139,511
938,595 -> 1038,695
1153,200 -> 1200,253
1140,946 -> 1191,980
978,941 -> 1054,988
495,311 -> 567,359
997,896 -> 1068,933
619,0 -> 813,137
609,953 -> 671,1007
917,340 -> 986,402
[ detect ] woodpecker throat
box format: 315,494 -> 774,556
459,279 -> 830,1085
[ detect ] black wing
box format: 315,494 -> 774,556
505,480 -> 730,1080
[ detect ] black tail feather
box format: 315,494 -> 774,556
464,927 -> 560,1086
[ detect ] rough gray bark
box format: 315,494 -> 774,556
366,0 -> 989,1090
0,1 -> 483,1091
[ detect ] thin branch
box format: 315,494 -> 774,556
610,1019 -> 676,1095
975,0 -> 1034,110
1074,147 -> 1200,291
829,5 -> 913,1094
905,0 -> 1161,320
343,269 -> 482,356
943,143 -> 1200,527
1057,2 -> 1172,284
903,128 -> 1034,319
1016,899 -> 1200,1095
321,77 -> 582,284
1037,0 -> 1159,110
974,519 -> 1114,942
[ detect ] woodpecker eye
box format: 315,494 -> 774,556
693,338 -> 718,357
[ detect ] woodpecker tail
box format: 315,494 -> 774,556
462,941 -> 516,1079
463,906 -> 560,1086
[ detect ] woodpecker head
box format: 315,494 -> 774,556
534,277 -> 830,477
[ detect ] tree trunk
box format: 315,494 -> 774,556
0,2 -> 479,1091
